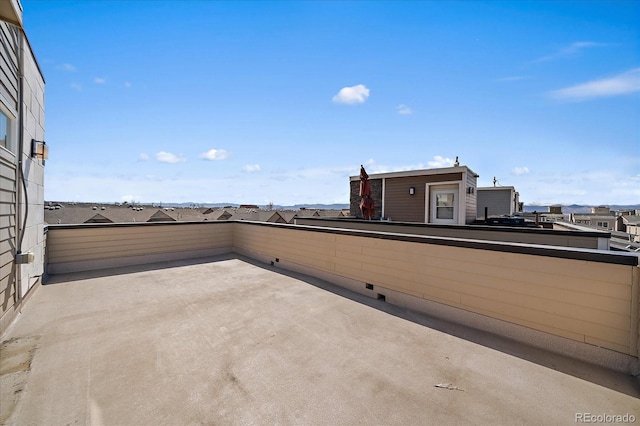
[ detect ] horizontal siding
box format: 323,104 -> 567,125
465,171 -> 477,224
384,173 -> 462,223
0,150 -> 16,316
0,22 -> 18,112
477,189 -> 512,217
47,223 -> 234,264
235,223 -> 636,355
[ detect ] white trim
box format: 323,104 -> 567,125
0,101 -> 17,155
425,180 -> 462,224
430,189 -> 457,224
350,165 -> 479,182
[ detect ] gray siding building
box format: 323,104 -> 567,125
477,186 -> 520,218
1,0 -> 46,332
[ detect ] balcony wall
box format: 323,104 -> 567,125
45,221 -> 640,373
295,217 -> 609,249
46,222 -> 233,274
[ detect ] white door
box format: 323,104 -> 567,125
430,189 -> 457,224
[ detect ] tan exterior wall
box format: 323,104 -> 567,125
46,222 -> 233,274
233,222 -> 638,358
43,221 -> 640,368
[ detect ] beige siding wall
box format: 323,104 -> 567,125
384,173 -> 462,223
46,222 -> 233,273
234,222 -> 638,356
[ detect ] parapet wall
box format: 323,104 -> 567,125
295,217 -> 610,249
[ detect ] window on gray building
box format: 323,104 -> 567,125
0,110 -> 12,152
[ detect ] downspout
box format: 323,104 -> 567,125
15,25 -> 27,303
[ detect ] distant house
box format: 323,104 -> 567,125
277,211 -> 298,224
85,214 -> 113,224
228,210 -> 284,223
349,165 -> 479,224
618,215 -> 640,238
316,210 -> 345,218
571,214 -> 615,230
548,205 -> 563,214
211,209 -> 234,221
591,206 -> 611,215
147,210 -> 176,222
476,186 -> 520,218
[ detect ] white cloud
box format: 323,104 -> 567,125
534,41 -> 605,63
242,164 -> 261,173
511,166 -> 530,176
200,149 -> 230,161
138,153 -> 149,161
124,81 -> 132,88
156,151 -> 186,164
396,104 -> 413,115
550,68 -> 640,101
332,84 -> 370,105
427,155 -> 455,168
59,63 -> 76,72
94,77 -> 106,84
70,82 -> 82,91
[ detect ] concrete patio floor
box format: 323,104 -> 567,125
1,254 -> 639,425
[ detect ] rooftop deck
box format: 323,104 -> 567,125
2,254 -> 639,425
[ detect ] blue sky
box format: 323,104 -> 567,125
24,0 -> 639,205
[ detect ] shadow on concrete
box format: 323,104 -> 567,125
45,253 -> 640,398
238,255 -> 640,399
44,253 -> 238,285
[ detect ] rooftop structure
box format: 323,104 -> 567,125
476,186 -> 520,219
349,165 -> 479,224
